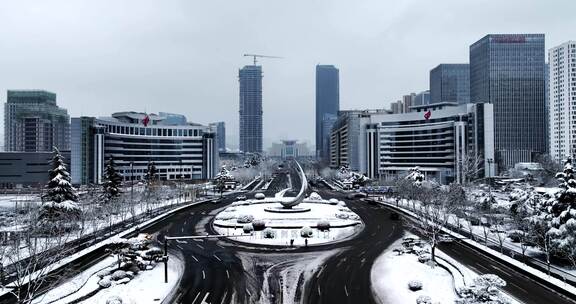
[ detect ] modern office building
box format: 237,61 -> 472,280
412,90 -> 431,107
70,112 -> 218,185
0,151 -> 71,188
239,65 -> 263,154
268,140 -> 314,159
391,100 -> 403,114
549,41 -> 576,161
4,90 -> 70,152
209,122 -> 226,152
330,103 -> 495,184
470,34 -> 546,170
430,64 -> 470,105
315,65 -> 340,160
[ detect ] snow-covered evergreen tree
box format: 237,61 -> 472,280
533,156 -> 576,264
103,157 -> 122,202
145,161 -> 158,184
39,148 -> 80,229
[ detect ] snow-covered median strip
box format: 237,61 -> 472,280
371,236 -> 457,304
378,200 -> 576,299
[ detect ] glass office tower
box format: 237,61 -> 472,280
430,64 -> 470,105
315,65 -> 340,160
239,65 -> 263,154
470,34 -> 546,170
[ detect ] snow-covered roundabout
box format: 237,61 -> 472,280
213,193 -> 364,246
213,162 -> 364,246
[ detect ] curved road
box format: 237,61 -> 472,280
139,170 -> 576,304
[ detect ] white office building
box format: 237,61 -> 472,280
549,41 -> 576,161
71,112 -> 218,185
330,103 -> 495,184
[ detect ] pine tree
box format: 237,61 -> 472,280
103,157 -> 123,202
145,161 -> 158,185
39,148 -> 80,229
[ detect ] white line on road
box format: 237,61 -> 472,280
192,255 -> 199,262
197,244 -> 205,250
226,269 -> 230,279
344,285 -> 349,297
191,292 -> 201,304
176,244 -> 183,250
202,270 -> 206,280
201,292 -> 210,304
318,286 -> 321,296
213,254 -> 222,261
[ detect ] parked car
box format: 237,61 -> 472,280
236,195 -> 247,200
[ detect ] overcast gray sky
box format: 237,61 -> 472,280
0,0 -> 574,150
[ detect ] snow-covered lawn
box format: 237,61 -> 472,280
371,236 -> 457,304
33,253 -> 183,304
213,195 -> 363,246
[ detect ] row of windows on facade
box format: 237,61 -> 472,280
102,124 -> 204,137
120,167 -> 199,174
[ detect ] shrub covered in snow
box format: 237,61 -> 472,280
456,274 -> 508,303
300,226 -> 313,238
416,295 -> 432,304
111,270 -> 128,281
417,253 -> 431,263
98,277 -> 112,288
408,280 -> 423,291
317,220 -> 331,231
328,198 -> 339,205
97,269 -> 113,278
335,213 -> 350,219
338,207 -> 352,212
243,223 -> 254,233
308,192 -> 323,200
263,228 -> 276,238
106,296 -> 123,304
223,207 -> 237,212
216,213 -> 235,221
252,219 -> 266,231
254,193 -> 266,199
237,214 -> 254,223
338,201 -> 347,207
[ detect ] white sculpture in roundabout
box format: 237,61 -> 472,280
212,160 -> 364,246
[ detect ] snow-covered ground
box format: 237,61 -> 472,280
213,195 -> 363,246
33,253 -> 183,304
371,236 -> 457,304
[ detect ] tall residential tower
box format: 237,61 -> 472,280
315,65 -> 339,160
549,41 -> 576,161
239,65 -> 263,153
470,34 -> 546,170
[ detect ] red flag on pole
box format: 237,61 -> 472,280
142,114 -> 150,127
424,110 -> 431,120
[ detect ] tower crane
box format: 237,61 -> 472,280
243,54 -> 283,65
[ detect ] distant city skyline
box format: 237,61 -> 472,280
0,1 -> 575,150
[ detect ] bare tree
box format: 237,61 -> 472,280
1,229 -> 71,304
460,151 -> 484,184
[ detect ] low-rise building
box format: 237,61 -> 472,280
330,103 -> 495,184
71,112 -> 218,185
0,151 -> 70,188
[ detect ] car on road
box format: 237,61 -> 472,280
347,192 -> 367,199
236,195 -> 247,200
212,198 -> 223,204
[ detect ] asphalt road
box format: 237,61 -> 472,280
137,168 -> 576,304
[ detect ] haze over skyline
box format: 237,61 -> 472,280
0,0 -> 574,150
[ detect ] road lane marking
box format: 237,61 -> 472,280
318,286 -> 321,296
192,255 -> 199,262
344,285 -> 349,297
176,244 -> 183,250
201,292 -> 210,303
197,244 -> 205,250
202,270 -> 206,279
214,254 -> 222,261
192,292 -> 201,304
226,269 -> 230,279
